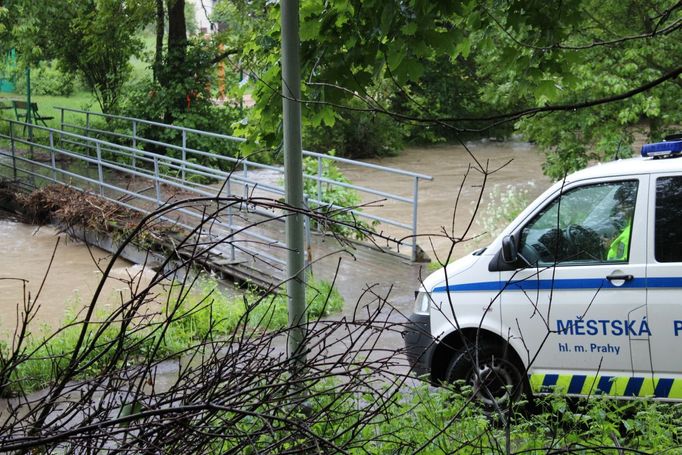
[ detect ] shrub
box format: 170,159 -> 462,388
119,37 -> 242,165
303,98 -> 405,159
300,151 -> 377,239
12,61 -> 78,97
477,183 -> 531,238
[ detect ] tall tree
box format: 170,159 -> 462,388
154,0 -> 165,82
1,0 -> 153,113
229,0 -> 680,175
162,0 -> 189,119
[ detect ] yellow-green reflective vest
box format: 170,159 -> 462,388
607,222 -> 632,261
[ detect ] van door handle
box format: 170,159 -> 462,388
606,274 -> 634,282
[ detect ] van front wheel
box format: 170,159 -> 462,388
445,340 -> 525,409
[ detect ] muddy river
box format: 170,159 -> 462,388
0,140 -> 552,333
0,215 -> 157,336
340,140 -> 552,261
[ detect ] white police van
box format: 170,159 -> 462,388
404,136 -> 682,405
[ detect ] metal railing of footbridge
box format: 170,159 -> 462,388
0,121 -> 291,272
5,110 -> 433,261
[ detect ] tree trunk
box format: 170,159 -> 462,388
165,0 -> 188,122
167,0 -> 187,76
153,0 -> 164,82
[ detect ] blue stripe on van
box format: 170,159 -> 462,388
597,376 -> 613,394
648,277 -> 682,288
568,375 -> 586,394
655,378 -> 674,398
624,377 -> 644,396
542,374 -> 558,388
432,277 -> 682,293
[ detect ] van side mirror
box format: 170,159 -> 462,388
501,235 -> 518,263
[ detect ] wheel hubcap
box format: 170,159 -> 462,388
469,356 -> 516,407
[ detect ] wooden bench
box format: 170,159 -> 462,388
0,99 -> 12,113
12,100 -> 54,126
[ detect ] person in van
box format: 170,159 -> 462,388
606,184 -> 636,261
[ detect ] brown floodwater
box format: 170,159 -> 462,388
339,140 -> 553,261
0,140 -> 552,335
0,215 -> 158,337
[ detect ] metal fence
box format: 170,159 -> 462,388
2,110 -> 432,262
0,122 -> 287,273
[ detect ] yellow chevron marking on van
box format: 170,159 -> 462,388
611,377 -> 630,396
579,376 -> 598,395
529,374 -> 682,399
639,378 -> 656,397
668,380 -> 682,399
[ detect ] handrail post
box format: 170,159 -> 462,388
59,108 -> 64,145
10,122 -> 16,180
153,156 -> 161,206
181,129 -> 187,181
132,120 -> 137,170
411,177 -> 419,261
96,142 -> 104,196
303,194 -> 312,272
316,156 -> 322,204
85,112 -> 91,160
49,130 -> 57,183
227,179 -> 235,261
316,156 -> 323,233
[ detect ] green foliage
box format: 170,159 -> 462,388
2,0 -> 679,178
11,61 -> 79,97
391,54 -> 518,144
509,393 -> 682,453
167,275 -> 344,337
211,382 -> 682,453
304,96 -> 405,159
0,274 -> 344,396
123,37 -> 216,122
1,0 -> 153,113
495,1 -> 681,180
232,0 -> 560,154
227,0 -> 681,177
301,152 -> 377,239
121,38 -> 243,163
478,184 -> 531,238
233,0 -> 481,156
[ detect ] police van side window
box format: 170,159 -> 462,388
655,177 -> 682,262
518,180 -> 638,266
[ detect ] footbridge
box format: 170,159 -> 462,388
0,109 -> 432,289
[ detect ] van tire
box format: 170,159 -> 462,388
445,340 -> 525,409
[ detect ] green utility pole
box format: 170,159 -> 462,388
281,0 -> 307,368
26,67 -> 34,158
25,67 -> 32,124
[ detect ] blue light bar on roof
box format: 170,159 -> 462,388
641,140 -> 682,157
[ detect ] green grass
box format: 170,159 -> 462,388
0,90 -> 100,130
0,274 -> 344,396
209,378 -> 682,453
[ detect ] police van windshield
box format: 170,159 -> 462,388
518,180 -> 638,265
